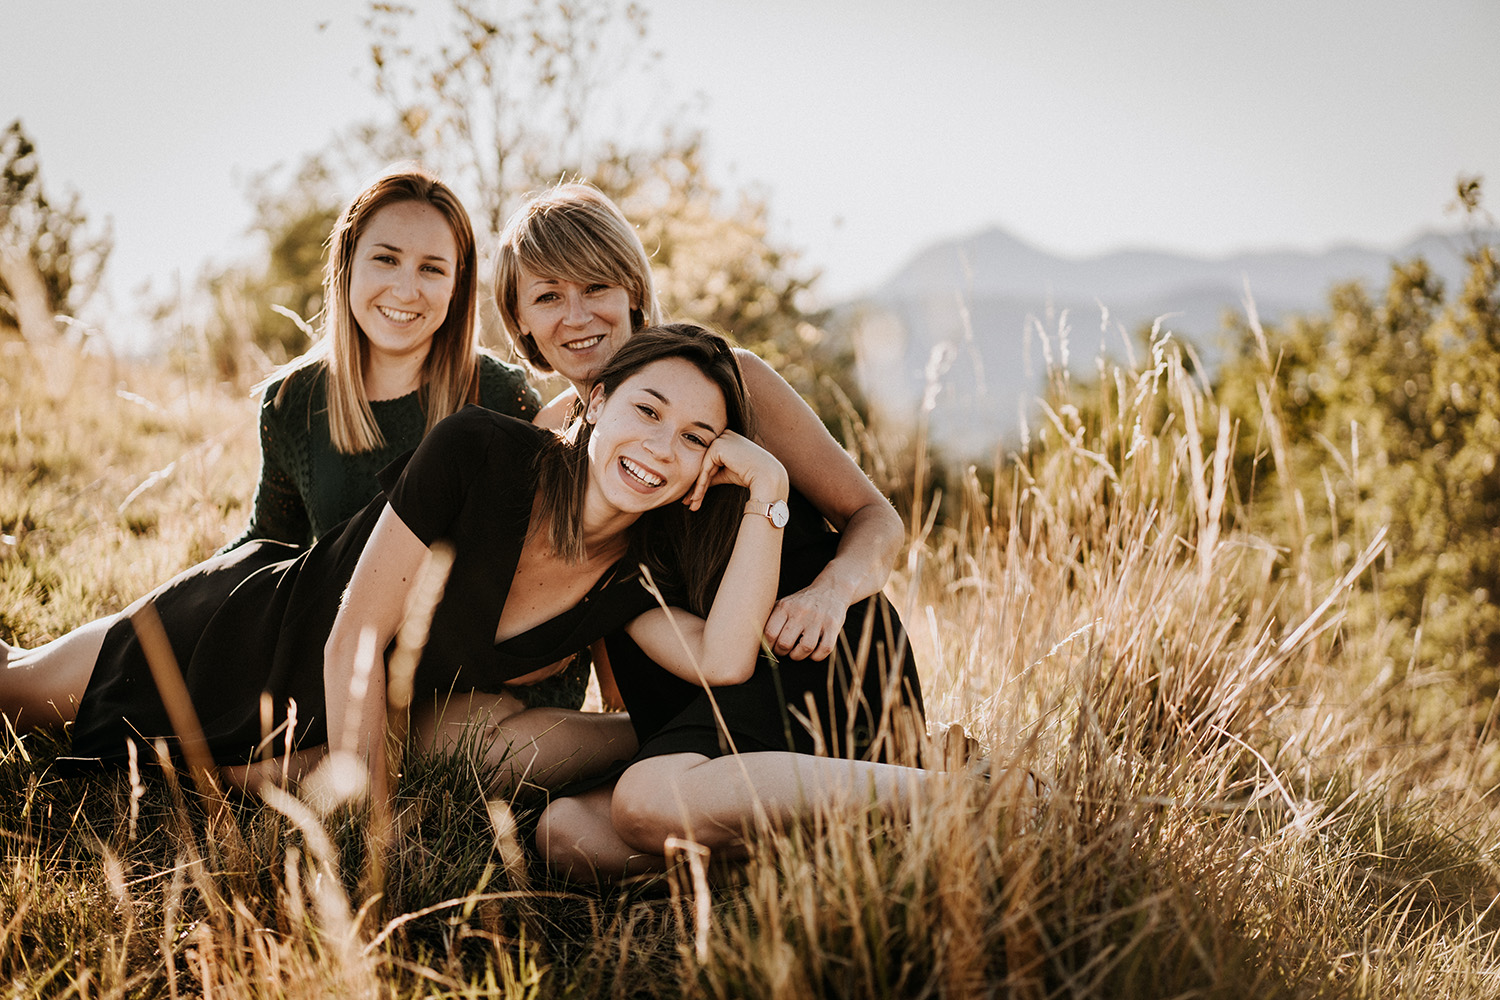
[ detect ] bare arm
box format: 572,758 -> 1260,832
683,350 -> 903,661
626,431 -> 789,687
322,505 -> 430,798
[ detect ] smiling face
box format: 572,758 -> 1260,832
514,264 -> 636,390
348,200 -> 459,385
584,356 -> 729,517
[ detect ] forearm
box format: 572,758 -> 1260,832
630,448 -> 789,687
805,502 -> 903,605
320,507 -> 428,790
323,626 -> 389,766
695,507 -> 786,682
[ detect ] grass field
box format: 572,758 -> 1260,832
3,331 -> 1500,998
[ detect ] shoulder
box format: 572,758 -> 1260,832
475,350 -> 541,417
380,407 -> 546,511
429,405 -> 548,455
259,361 -> 325,414
731,347 -> 817,432
533,387 -> 578,431
733,347 -> 797,401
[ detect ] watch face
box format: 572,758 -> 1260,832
769,499 -> 790,528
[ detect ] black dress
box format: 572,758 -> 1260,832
602,488 -> 927,769
69,409 -> 662,767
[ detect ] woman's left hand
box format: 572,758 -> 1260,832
684,430 -> 787,510
761,581 -> 848,661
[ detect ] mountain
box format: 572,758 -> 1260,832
839,227 -> 1492,459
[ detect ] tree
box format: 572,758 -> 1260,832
0,120 -> 112,340
183,1 -> 861,427
364,0 -> 655,239
170,153 -> 346,381
1212,179 -> 1500,719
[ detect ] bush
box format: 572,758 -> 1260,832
1212,182 -> 1500,730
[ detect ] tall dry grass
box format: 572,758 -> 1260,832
2,328 -> 1500,997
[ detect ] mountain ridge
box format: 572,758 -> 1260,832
841,225 -> 1494,458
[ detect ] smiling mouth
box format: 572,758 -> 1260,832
564,334 -> 605,352
378,306 -> 420,323
620,457 -> 664,488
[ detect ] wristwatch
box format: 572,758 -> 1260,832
745,498 -> 790,528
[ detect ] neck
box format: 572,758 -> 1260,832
578,482 -> 638,561
363,352 -> 427,401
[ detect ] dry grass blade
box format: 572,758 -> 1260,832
7,292 -> 1500,995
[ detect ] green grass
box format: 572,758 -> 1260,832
3,333 -> 1500,997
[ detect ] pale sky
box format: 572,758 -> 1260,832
3,0 -> 1497,350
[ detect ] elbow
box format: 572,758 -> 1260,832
716,656 -> 757,687
847,499 -> 903,550
872,500 -> 905,544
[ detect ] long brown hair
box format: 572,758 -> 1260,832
267,163 -> 481,453
532,322 -> 752,615
493,182 -> 662,374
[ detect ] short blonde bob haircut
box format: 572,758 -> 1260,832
271,163 -> 480,454
493,182 -> 662,375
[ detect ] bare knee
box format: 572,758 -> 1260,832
535,796 -> 607,881
534,796 -> 585,855
610,771 -> 690,854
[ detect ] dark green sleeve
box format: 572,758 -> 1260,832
220,380 -> 313,551
475,352 -> 541,421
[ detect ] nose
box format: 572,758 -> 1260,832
562,289 -> 589,326
392,265 -> 419,301
641,426 -> 672,460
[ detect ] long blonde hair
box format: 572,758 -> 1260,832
267,164 -> 481,453
493,182 -> 662,374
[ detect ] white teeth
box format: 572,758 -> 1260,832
620,457 -> 664,487
378,306 -> 419,322
566,335 -> 604,351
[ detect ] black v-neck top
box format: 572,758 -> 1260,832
72,408 -> 662,766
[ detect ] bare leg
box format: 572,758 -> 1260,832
412,690 -> 637,798
219,747 -> 328,793
0,616 -> 115,731
610,751 -> 930,856
535,751 -> 935,881
534,783 -> 665,883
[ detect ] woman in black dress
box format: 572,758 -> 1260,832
0,164 -> 630,743
1,325 -> 791,800
492,184 -> 931,880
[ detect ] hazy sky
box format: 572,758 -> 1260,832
3,0 -> 1497,348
